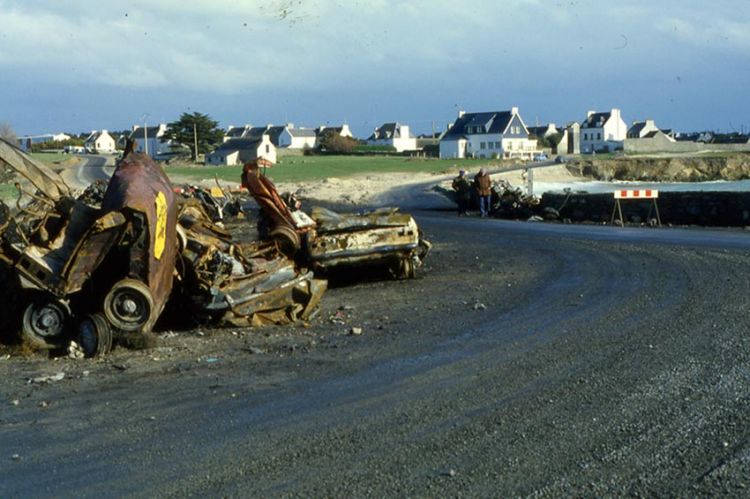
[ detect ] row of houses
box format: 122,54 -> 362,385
23,106 -> 750,163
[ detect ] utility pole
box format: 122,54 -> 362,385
193,122 -> 198,163
142,114 -> 149,156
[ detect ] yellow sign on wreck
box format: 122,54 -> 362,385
154,191 -> 167,260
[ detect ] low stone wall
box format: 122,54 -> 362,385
541,191 -> 750,227
624,137 -> 750,154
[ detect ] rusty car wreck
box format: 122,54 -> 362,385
0,139 -> 430,358
242,159 -> 431,278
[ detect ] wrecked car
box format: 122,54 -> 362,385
172,200 -> 326,327
0,139 -> 328,357
242,159 -> 431,278
0,139 -> 178,356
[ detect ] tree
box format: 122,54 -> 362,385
164,112 -> 224,162
0,122 -> 18,145
317,131 -> 358,154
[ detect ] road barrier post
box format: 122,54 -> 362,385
611,189 -> 661,227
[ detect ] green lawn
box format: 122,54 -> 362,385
0,183 -> 18,202
166,155 -> 507,184
29,152 -> 72,164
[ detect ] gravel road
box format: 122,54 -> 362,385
2,213 -> 750,497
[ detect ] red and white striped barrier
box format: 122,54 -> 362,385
614,189 -> 659,199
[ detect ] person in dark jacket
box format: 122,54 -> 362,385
474,168 -> 492,217
451,169 -> 471,216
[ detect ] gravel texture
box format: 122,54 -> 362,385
1,213 -> 749,497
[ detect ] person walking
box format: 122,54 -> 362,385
474,168 -> 492,217
451,169 -> 471,216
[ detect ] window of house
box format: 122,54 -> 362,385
597,133 -> 601,140
584,133 -> 588,140
266,145 -> 270,153
480,142 -> 486,150
495,141 -> 501,149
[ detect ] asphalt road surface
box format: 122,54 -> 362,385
2,214 -> 749,497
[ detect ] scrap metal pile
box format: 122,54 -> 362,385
0,139 -> 430,358
440,178 -> 540,218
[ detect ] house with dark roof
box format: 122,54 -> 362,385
224,125 -> 252,142
580,109 -> 627,153
129,124 -> 172,157
205,136 -> 276,166
439,107 -> 538,159
278,124 -> 317,149
627,119 -> 660,139
84,130 -> 117,154
367,122 -> 417,152
315,124 -> 353,140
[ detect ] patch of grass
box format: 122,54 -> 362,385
29,152 -> 70,164
0,183 -> 18,202
165,155 -> 508,184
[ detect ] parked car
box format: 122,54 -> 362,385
554,155 -> 566,164
533,153 -> 548,162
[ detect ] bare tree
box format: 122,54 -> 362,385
0,122 -> 18,144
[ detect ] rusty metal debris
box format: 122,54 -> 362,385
242,160 -> 431,277
0,139 -> 430,358
0,138 -> 177,356
173,200 -> 326,327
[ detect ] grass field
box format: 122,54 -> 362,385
29,152 -> 72,164
0,183 -> 18,202
165,155 -> 506,184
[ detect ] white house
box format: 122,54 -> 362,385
439,107 -> 538,160
129,123 -> 172,157
84,130 -> 117,154
315,124 -> 353,140
627,119 -> 660,139
580,109 -> 627,153
278,125 -> 317,149
18,133 -> 71,151
205,136 -> 277,166
224,124 -> 252,142
367,122 -> 418,152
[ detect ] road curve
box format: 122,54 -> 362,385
1,215 -> 749,497
59,154 -> 113,190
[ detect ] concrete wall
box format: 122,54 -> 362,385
624,137 -> 750,154
541,191 -> 750,227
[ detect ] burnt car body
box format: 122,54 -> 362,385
241,160 -> 431,278
173,201 -> 326,327
0,139 -> 177,355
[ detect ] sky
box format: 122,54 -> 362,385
1,0 -> 748,137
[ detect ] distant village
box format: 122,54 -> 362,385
16,106 -> 750,164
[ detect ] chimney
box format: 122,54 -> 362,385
587,110 -> 595,118
611,108 -> 621,118
511,106 -> 519,115
458,110 -> 465,118
287,123 -> 294,129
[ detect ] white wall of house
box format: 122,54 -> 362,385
339,124 -> 353,138
466,133 -> 503,159
370,124 -> 418,152
628,119 -> 660,138
581,109 -> 627,153
279,129 -> 317,149
89,130 -> 116,153
206,150 -> 240,166
439,138 -> 467,159
133,124 -> 171,157
256,136 -> 277,163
